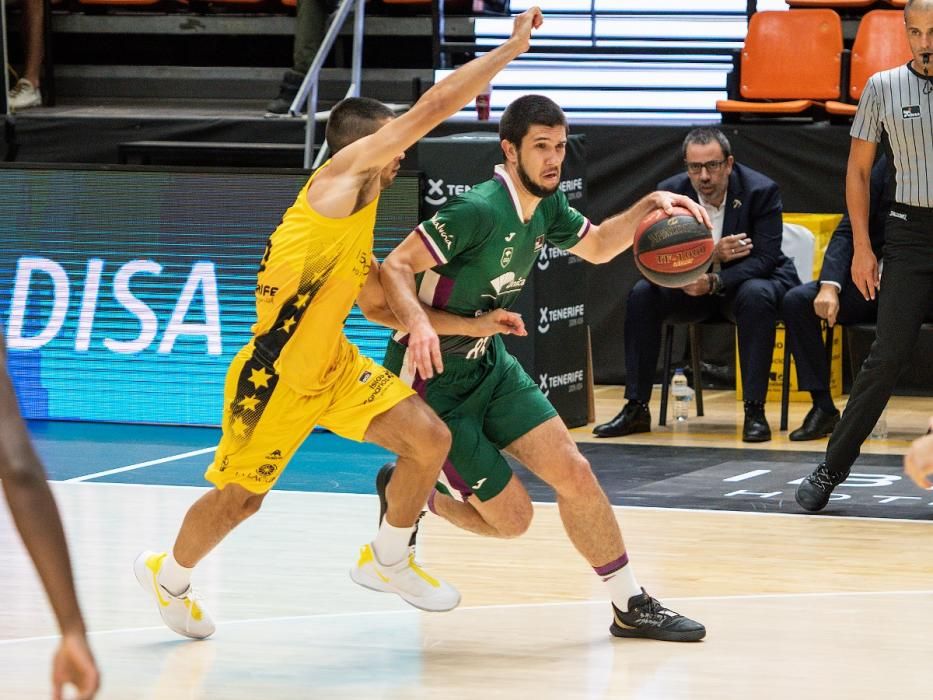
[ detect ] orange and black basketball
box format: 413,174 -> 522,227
633,207 -> 714,288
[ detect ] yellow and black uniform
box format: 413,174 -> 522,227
205,163 -> 414,493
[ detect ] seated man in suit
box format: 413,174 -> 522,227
781,156 -> 892,440
594,126 -> 799,442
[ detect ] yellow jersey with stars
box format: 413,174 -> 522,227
251,161 -> 378,394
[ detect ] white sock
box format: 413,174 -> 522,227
372,520 -> 415,566
158,551 -> 193,596
603,563 -> 642,612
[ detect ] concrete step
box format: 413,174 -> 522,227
52,65 -> 432,102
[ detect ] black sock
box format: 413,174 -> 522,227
810,390 -> 836,414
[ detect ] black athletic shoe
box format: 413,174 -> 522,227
610,589 -> 706,642
376,463 -> 422,549
795,462 -> 849,512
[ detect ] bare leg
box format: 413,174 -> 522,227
505,416 -> 625,566
433,474 -> 533,538
172,485 -> 267,568
364,395 -> 451,528
22,0 -> 44,87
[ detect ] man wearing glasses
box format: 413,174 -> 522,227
594,127 -> 799,442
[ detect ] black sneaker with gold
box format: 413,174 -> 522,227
610,589 -> 706,641
376,463 -> 422,549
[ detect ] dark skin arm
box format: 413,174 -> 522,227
0,335 -> 99,699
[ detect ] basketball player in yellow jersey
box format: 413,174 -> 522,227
133,7 -> 544,638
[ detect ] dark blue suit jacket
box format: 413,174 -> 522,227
658,163 -> 799,292
818,155 -> 892,287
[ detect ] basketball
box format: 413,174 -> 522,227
633,207 -> 714,288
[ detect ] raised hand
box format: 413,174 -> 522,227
511,6 -> 544,52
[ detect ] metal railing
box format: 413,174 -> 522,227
432,0 -> 755,68
1,0 -> 10,117
290,0 -> 366,169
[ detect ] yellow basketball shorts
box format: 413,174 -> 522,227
205,339 -> 414,494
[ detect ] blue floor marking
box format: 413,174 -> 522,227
29,420 -> 393,494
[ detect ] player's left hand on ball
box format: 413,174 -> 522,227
652,191 -> 712,230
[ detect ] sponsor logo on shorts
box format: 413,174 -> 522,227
363,371 -> 393,404
219,456 -> 229,472
359,370 -> 373,383
265,449 -> 283,460
257,464 -> 278,477
890,210 -> 908,221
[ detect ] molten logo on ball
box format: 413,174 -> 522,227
633,207 -> 714,288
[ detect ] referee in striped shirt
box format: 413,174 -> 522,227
797,0 -> 933,512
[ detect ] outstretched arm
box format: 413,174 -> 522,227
0,339 -> 99,699
329,8 -> 543,181
568,191 -> 710,264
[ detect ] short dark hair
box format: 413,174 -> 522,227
499,95 -> 568,147
325,97 -> 395,154
682,127 -> 732,161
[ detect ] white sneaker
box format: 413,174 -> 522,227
134,551 -> 215,639
8,79 -> 41,111
350,543 -> 460,612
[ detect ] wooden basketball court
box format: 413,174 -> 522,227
1,387 -> 931,698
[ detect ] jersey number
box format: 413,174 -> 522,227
465,336 -> 491,360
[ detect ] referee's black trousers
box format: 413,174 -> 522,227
826,206 -> 933,475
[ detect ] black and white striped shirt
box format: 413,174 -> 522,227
851,63 -> 933,208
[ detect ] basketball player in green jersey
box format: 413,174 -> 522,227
376,95 -> 709,641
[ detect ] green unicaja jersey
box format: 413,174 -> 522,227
389,165 -> 590,359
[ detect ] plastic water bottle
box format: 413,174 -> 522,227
870,408 -> 888,440
671,368 -> 691,422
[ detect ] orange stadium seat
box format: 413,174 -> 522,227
785,0 -> 874,6
826,9 -> 913,116
716,10 -> 843,117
